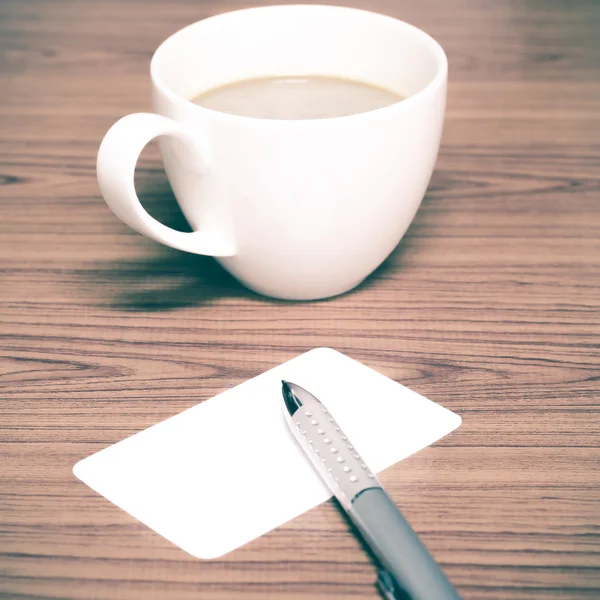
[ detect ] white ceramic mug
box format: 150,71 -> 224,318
97,5 -> 447,300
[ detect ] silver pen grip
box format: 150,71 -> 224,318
350,488 -> 461,600
288,393 -> 380,509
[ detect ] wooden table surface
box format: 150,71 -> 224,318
2,0 -> 600,598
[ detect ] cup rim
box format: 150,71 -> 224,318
150,4 -> 448,125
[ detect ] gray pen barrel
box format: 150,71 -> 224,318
350,488 -> 461,600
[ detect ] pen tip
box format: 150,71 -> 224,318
281,380 -> 302,416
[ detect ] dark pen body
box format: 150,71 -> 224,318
281,380 -> 461,600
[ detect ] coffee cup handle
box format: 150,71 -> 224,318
96,113 -> 235,256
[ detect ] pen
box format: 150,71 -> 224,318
281,380 -> 461,600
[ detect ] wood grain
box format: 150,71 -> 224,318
1,0 -> 599,598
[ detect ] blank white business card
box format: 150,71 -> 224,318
74,348 -> 461,559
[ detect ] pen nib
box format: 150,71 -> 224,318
281,380 -> 302,416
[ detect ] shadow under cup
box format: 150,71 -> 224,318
140,7 -> 447,299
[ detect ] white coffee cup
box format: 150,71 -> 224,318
97,5 -> 447,300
